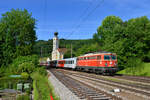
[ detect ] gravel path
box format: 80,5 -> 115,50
47,70 -> 83,100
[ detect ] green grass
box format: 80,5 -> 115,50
118,63 -> 150,76
16,94 -> 30,100
32,72 -> 60,100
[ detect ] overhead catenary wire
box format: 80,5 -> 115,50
65,0 -> 96,36
61,0 -> 96,54
65,0 -> 104,39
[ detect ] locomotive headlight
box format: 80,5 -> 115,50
110,62 -> 112,64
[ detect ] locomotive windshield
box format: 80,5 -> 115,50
104,55 -> 116,60
104,55 -> 110,60
111,55 -> 116,60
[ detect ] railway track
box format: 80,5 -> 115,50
50,69 -> 122,100
54,69 -> 150,99
113,75 -> 150,83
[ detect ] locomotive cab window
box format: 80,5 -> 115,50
104,55 -> 110,60
111,55 -> 116,60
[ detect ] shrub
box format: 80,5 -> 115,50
5,55 -> 39,74
18,62 -> 35,74
35,67 -> 47,76
21,72 -> 29,79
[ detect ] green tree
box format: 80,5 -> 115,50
0,9 -> 37,67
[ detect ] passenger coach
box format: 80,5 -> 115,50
57,58 -> 77,69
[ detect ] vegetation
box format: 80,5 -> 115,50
33,39 -> 98,58
32,72 -> 59,100
0,9 -> 37,67
0,55 -> 39,76
118,63 -> 150,76
0,55 -> 59,100
0,9 -> 59,100
16,94 -> 30,100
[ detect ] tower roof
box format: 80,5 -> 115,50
54,32 -> 58,36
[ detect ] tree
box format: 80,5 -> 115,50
0,9 -> 37,67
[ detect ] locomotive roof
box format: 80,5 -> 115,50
58,57 -> 77,61
79,52 -> 116,57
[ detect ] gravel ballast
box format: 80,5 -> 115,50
47,70 -> 82,100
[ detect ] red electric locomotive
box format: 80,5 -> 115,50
76,52 -> 118,74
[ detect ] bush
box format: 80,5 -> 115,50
18,62 -> 35,74
35,67 -> 47,76
5,55 -> 39,74
21,72 -> 29,79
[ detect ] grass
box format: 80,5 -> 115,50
16,94 -> 30,100
32,72 -> 60,100
117,63 -> 150,77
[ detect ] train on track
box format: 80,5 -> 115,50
42,52 -> 118,75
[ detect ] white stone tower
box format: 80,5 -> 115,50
52,32 -> 59,60
51,32 -> 66,60
53,32 -> 59,51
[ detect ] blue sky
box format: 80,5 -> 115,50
0,0 -> 150,40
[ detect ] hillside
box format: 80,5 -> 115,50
33,39 -> 99,58
118,63 -> 150,77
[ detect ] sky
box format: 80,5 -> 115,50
0,0 -> 150,40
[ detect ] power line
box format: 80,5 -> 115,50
62,0 -> 95,38
43,0 -> 47,25
65,0 -> 104,39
